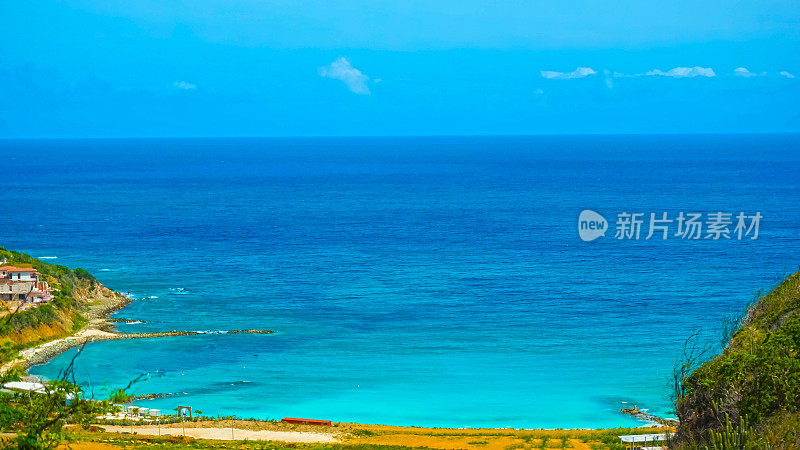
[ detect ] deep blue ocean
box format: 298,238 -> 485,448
2,135 -> 799,429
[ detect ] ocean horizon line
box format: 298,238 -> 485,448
2,131 -> 800,141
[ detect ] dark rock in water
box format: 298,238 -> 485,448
107,318 -> 147,324
118,329 -> 275,339
227,329 -> 275,335
21,328 -> 276,369
129,392 -> 185,402
621,406 -> 679,427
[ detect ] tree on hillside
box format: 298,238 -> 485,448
0,343 -> 115,450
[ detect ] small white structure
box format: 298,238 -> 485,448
3,381 -> 76,403
618,433 -> 673,449
148,409 -> 161,417
3,381 -> 47,393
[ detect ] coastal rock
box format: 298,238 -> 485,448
227,329 -> 275,335
620,406 -> 678,427
107,318 -> 147,324
20,328 -> 276,370
129,392 -> 186,401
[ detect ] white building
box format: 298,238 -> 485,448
0,266 -> 39,281
0,266 -> 52,303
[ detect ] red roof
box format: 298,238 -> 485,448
0,266 -> 38,273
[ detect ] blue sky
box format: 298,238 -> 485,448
1,0 -> 799,137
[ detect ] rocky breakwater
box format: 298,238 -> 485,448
22,329 -> 275,368
620,405 -> 679,427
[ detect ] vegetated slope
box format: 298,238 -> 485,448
677,268 -> 800,448
0,247 -> 119,365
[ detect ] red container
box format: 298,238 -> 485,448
281,417 -> 333,426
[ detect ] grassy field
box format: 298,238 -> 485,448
50,422 -> 671,450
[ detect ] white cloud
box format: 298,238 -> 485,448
734,67 -> 769,78
645,67 -> 716,78
319,57 -> 371,95
540,67 -> 596,80
780,71 -> 796,79
173,81 -> 197,90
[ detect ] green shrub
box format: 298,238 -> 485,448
675,269 -> 800,446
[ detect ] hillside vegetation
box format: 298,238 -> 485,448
0,247 -> 118,365
676,268 -> 800,448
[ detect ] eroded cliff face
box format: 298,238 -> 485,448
71,278 -> 128,319
71,278 -> 117,302
85,286 -> 133,324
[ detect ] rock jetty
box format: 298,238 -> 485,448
620,405 -> 679,427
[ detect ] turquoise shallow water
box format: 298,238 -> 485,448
1,135 -> 799,428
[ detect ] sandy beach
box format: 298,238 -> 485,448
0,285 -> 130,375
98,425 -> 338,443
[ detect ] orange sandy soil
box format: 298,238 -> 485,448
339,423 -> 669,450
54,421 -> 672,450
65,444 -> 120,450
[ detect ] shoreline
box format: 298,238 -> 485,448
2,290 -> 274,375
20,328 -> 276,370
2,281 -> 674,435
0,288 -> 130,375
